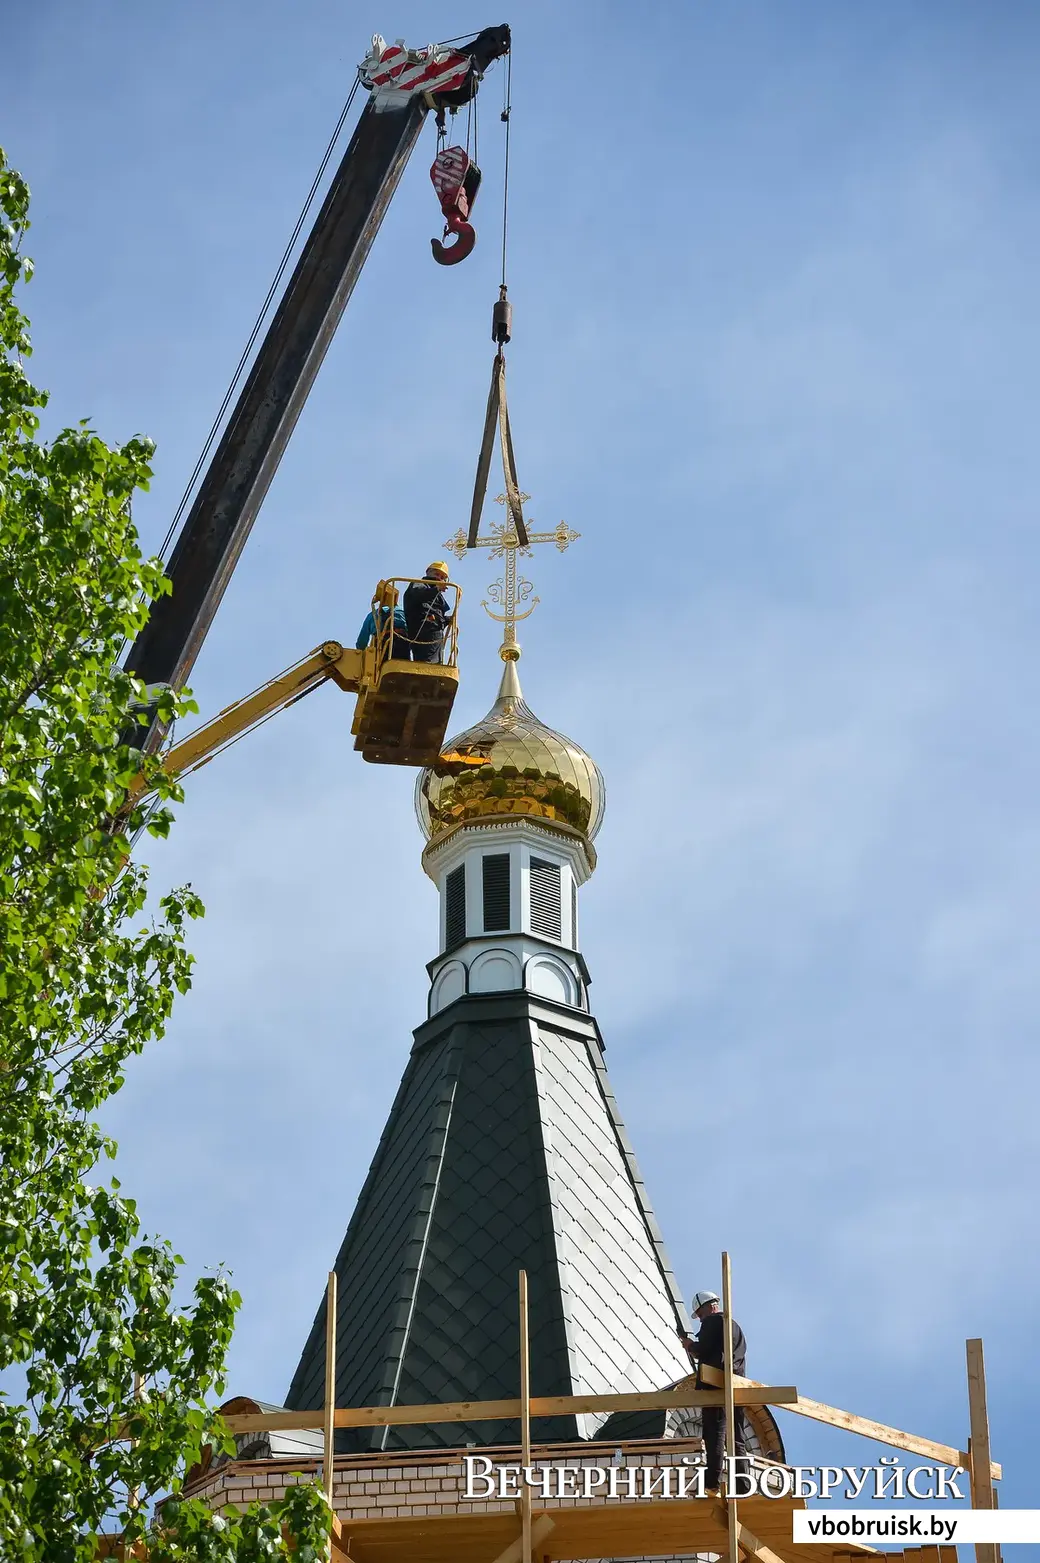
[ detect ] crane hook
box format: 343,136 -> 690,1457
432,215 -> 476,265
430,146 -> 481,267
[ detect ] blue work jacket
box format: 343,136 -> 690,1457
356,606 -> 408,649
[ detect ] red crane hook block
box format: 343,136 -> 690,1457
430,146 -> 482,265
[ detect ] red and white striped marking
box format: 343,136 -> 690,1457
431,147 -> 470,204
361,37 -> 471,105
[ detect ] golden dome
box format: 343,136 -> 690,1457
415,654 -> 605,849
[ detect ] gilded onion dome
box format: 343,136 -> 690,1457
415,652 -> 605,853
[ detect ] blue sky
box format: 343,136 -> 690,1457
8,0 -> 1040,1526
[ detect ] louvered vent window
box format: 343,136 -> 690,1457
482,853 -> 511,932
444,865 -> 466,951
571,879 -> 578,946
530,857 -> 562,941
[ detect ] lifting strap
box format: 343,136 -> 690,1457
467,348 -> 529,549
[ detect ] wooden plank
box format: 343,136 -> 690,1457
329,1514 -> 351,1561
324,1495 -> 881,1563
97,1521 -> 353,1562
713,1500 -> 794,1563
324,1270 -> 338,1510
221,1383 -> 797,1436
966,1338 -> 999,1563
966,1339 -> 995,1509
789,1390 -> 1000,1481
330,1501 -> 721,1563
519,1271 -> 532,1563
99,1497 -> 881,1563
489,1513 -> 555,1563
722,1252 -> 739,1563
128,1371 -> 143,1515
696,1365 -> 1001,1482
735,1525 -> 788,1563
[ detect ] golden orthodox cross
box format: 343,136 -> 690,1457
444,494 -> 580,658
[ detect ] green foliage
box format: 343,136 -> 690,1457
0,150 -> 330,1560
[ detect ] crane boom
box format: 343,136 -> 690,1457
123,102 -> 424,712
123,25 -> 510,750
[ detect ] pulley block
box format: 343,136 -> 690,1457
430,146 -> 481,265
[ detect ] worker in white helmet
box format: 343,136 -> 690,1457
677,1290 -> 748,1494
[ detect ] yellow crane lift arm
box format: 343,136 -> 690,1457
123,578 -> 486,813
124,640 -> 364,807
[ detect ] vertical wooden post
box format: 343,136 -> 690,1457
128,1370 -> 144,1514
323,1270 -> 338,1511
966,1338 -> 998,1563
721,1252 -> 739,1563
519,1270 -> 533,1563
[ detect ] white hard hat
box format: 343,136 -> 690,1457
692,1290 -> 720,1309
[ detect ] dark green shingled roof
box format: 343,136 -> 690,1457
285,992 -> 697,1451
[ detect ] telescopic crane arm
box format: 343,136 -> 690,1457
123,25 -> 510,754
124,641 -> 361,807
121,577 -> 484,819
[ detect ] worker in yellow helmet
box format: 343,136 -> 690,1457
403,562 -> 452,663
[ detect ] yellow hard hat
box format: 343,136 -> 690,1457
426,561 -> 450,578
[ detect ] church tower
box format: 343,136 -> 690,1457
285,643 -> 701,1449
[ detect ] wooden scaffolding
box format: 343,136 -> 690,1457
99,1256 -> 1002,1563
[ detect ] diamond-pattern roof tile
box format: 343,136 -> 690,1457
285,994 -> 708,1453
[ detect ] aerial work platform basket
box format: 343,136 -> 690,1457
349,578 -> 461,767
120,577 -> 474,825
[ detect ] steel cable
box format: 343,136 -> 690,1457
154,72 -> 363,568
500,47 -> 512,288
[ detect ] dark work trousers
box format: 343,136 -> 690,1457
410,639 -> 443,663
702,1404 -> 747,1487
388,635 -> 410,661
